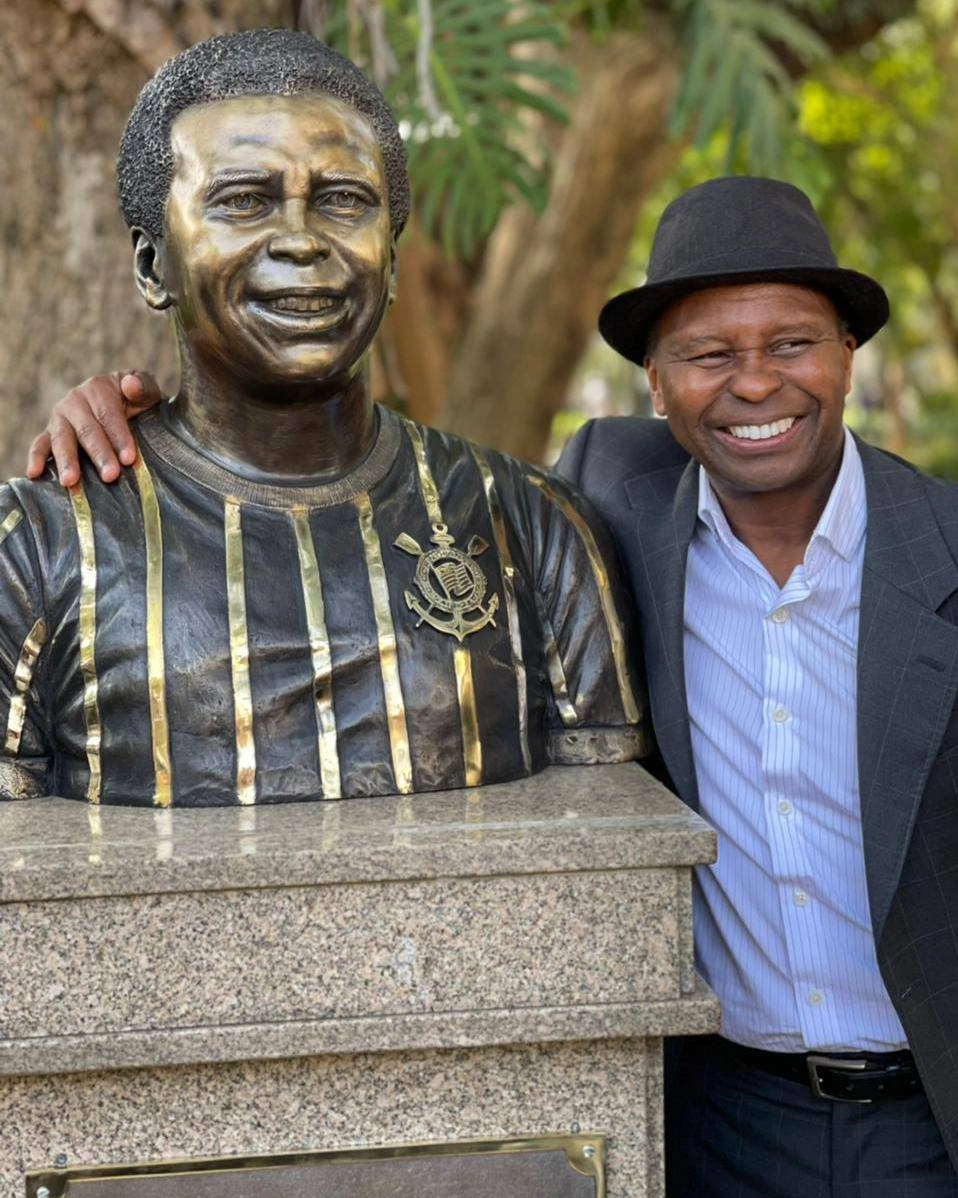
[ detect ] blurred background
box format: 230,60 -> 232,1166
1,0 -> 955,477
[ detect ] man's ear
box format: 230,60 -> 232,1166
132,229 -> 174,311
387,236 -> 398,306
842,331 -> 857,397
645,354 -> 667,417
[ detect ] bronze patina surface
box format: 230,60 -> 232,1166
0,30 -> 648,806
28,1136 -> 604,1198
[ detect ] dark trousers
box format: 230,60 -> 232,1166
665,1035 -> 958,1197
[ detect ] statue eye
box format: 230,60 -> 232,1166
221,192 -> 267,214
318,188 -> 369,214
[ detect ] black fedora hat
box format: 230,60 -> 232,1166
599,176 -> 889,365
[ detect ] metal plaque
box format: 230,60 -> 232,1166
27,1134 -> 605,1198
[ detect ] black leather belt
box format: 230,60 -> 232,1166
724,1039 -> 922,1104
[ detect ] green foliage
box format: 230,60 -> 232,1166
796,1 -> 958,476
319,0 -> 849,256
670,0 -> 830,172
609,0 -> 958,477
324,0 -> 576,258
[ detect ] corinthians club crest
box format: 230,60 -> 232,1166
394,523 -> 499,643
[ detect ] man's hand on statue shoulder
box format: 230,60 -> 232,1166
26,371 -> 163,487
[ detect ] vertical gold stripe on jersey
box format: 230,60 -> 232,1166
404,419 -> 484,784
291,507 -> 341,800
526,473 -> 641,724
0,508 -> 23,550
69,482 -> 103,802
133,454 -> 172,807
224,500 -> 256,805
454,646 -> 482,785
4,618 -> 47,755
470,445 -> 531,773
356,492 -> 413,794
402,418 -> 443,524
542,626 -> 577,725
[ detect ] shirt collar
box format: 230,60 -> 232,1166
697,426 -> 866,563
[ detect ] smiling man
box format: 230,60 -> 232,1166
558,177 -> 958,1195
0,29 -> 646,806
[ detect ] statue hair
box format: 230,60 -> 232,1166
117,28 -> 410,241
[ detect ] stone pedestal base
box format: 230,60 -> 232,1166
0,764 -> 719,1197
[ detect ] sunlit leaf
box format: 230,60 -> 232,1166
671,0 -> 830,172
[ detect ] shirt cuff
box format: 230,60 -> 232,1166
0,757 -> 47,799
548,724 -> 651,765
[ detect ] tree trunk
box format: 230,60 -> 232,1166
0,0 -> 290,481
0,2 -> 160,480
379,218 -> 472,425
440,25 -> 681,461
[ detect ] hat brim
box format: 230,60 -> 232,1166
598,266 -> 890,365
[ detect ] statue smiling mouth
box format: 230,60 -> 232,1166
271,294 -> 341,313
250,291 -> 348,329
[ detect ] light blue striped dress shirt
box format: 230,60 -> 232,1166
685,427 -> 907,1051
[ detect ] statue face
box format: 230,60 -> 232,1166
157,92 -> 395,388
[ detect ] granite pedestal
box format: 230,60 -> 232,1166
0,762 -> 718,1197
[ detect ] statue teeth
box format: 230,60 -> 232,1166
271,295 -> 336,313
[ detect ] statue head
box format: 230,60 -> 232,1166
118,28 -> 410,242
117,30 -> 410,390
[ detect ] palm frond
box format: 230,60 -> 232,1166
671,0 -> 830,172
385,0 -> 574,256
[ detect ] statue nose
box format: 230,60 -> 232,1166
268,201 -> 330,263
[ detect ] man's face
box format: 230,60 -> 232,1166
157,92 -> 395,388
645,283 -> 855,499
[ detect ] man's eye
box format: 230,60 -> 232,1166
770,339 -> 811,356
689,351 -> 731,366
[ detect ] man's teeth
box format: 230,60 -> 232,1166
727,417 -> 796,441
269,296 -> 338,313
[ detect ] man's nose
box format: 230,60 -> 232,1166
728,350 -> 783,402
267,200 -> 330,263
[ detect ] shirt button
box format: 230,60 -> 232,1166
793,890 -> 808,907
808,990 -> 824,1006
772,706 -> 790,723
771,608 -> 790,624
778,799 -> 793,815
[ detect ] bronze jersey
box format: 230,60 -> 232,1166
0,405 -> 648,806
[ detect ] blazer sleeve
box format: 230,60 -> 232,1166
553,418 -> 596,491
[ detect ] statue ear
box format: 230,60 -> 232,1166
132,229 -> 174,311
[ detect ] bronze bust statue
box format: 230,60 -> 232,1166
0,29 -> 647,806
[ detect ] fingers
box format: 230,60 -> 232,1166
51,391 -> 122,486
28,370 -> 162,487
26,433 -> 53,480
87,371 -> 138,469
120,370 -> 163,411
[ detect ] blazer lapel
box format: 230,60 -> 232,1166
857,442 -> 958,937
624,459 -> 701,809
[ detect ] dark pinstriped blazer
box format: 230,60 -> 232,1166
557,416 -> 958,1165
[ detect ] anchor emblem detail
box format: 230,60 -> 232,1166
394,523 -> 499,643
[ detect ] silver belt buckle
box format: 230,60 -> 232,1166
806,1054 -> 871,1104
